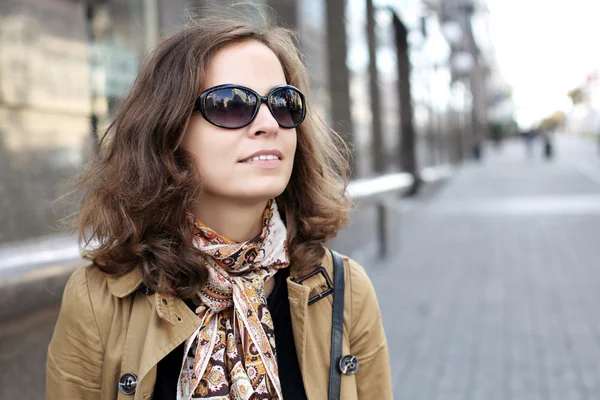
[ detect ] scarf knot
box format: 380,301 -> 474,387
197,268 -> 235,313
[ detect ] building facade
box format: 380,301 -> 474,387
0,0 -> 473,245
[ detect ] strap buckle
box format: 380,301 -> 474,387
294,266 -> 334,305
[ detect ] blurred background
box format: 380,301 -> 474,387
1,0 -> 600,398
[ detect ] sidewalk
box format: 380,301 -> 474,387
366,136 -> 600,400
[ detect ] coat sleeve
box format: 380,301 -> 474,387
46,267 -> 104,400
347,258 -> 393,400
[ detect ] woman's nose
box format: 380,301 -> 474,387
248,103 -> 279,136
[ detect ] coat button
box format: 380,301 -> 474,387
119,373 -> 138,395
338,355 -> 359,375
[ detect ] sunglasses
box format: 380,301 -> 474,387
193,84 -> 306,129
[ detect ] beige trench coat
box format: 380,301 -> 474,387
46,251 -> 392,399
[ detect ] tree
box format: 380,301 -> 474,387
567,87 -> 587,105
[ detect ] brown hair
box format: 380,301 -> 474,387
77,5 -> 351,298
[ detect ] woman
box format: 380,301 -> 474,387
47,7 -> 392,400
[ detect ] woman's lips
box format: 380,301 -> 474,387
239,158 -> 282,169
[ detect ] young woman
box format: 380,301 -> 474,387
47,8 -> 392,400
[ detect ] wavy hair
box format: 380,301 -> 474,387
77,5 -> 351,298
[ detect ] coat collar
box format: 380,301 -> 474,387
106,267 -> 185,326
105,253 -> 336,308
107,267 -> 143,298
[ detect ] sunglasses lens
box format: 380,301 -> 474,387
203,88 -> 257,128
269,87 -> 305,128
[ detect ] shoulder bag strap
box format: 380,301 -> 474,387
328,249 -> 345,400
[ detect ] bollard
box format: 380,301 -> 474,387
376,197 -> 399,259
377,202 -> 388,257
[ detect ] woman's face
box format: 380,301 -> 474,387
181,40 -> 297,204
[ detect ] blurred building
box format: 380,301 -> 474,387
0,0 -> 489,245
423,0 -> 503,155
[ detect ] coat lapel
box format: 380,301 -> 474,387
140,294 -> 200,380
125,293 -> 200,398
286,278 -> 311,375
107,268 -> 201,397
287,253 -> 335,400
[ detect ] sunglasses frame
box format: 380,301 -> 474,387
193,84 -> 307,129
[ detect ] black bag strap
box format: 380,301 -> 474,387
328,249 -> 345,400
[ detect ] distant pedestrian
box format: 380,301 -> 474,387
523,129 -> 536,158
46,5 -> 392,400
542,131 -> 554,160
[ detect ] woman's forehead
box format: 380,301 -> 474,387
204,40 -> 287,94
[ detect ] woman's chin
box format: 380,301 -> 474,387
234,177 -> 289,200
202,176 -> 290,204
235,186 -> 287,204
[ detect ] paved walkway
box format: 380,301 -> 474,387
367,135 -> 600,400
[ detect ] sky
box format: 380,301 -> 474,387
486,0 -> 600,127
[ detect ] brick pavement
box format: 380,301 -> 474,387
365,136 -> 600,400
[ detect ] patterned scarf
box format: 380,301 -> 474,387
177,199 -> 289,400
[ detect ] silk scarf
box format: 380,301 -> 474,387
177,199 -> 289,400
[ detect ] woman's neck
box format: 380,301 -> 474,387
192,196 -> 269,242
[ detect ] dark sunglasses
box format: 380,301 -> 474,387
193,84 -> 306,129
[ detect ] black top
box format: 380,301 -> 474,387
153,268 -> 307,399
